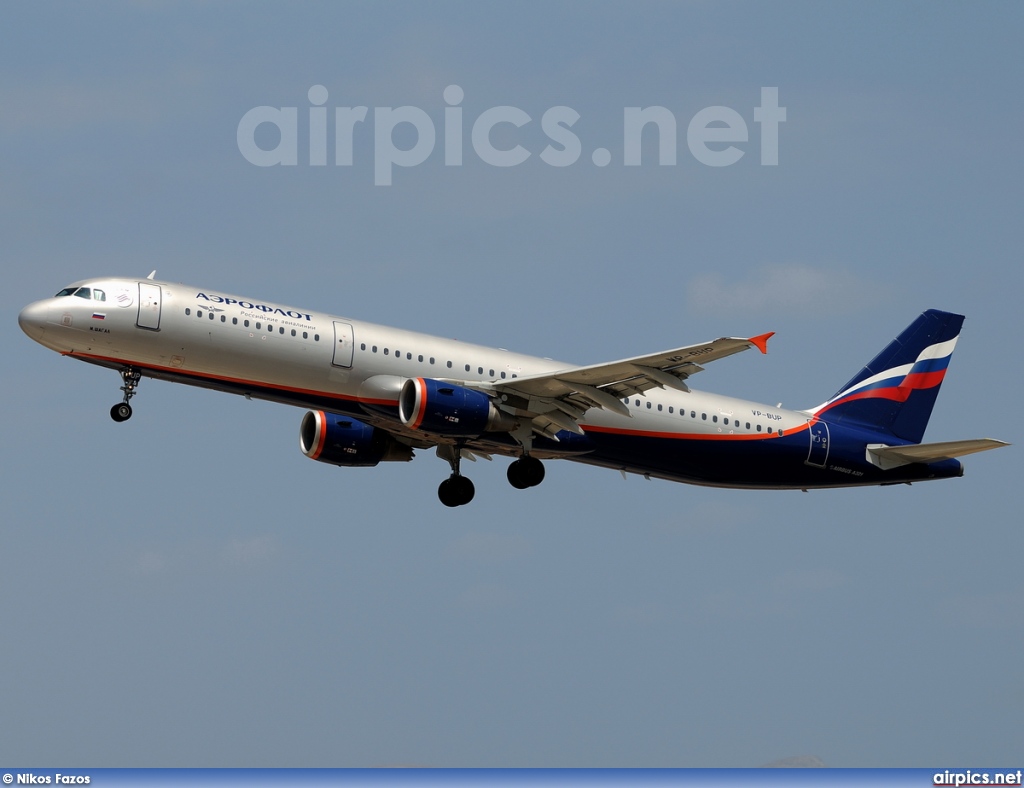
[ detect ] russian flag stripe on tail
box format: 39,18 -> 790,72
811,310 -> 964,443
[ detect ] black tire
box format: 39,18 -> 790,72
438,478 -> 460,507
520,456 -> 545,487
507,459 -> 532,489
451,474 -> 475,505
110,403 -> 132,422
439,475 -> 475,507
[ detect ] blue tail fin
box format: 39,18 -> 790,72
811,309 -> 964,443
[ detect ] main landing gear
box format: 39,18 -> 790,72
506,455 -> 545,489
110,366 -> 141,422
437,444 -> 476,508
438,473 -> 475,508
434,444 -> 547,507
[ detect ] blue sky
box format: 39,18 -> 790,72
2,1 -> 1022,767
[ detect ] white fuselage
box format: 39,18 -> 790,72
19,277 -> 808,453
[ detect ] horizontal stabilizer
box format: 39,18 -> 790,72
866,439 -> 1009,470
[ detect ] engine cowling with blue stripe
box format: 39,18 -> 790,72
398,377 -> 516,437
300,410 -> 413,466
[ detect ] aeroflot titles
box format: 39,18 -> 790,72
196,292 -> 313,321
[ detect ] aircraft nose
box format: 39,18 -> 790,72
18,300 -> 49,342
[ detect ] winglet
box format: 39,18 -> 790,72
748,331 -> 774,355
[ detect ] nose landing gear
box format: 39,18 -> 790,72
110,366 -> 141,422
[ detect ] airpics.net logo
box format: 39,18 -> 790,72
237,85 -> 786,186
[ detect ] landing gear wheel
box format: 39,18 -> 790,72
507,456 -> 545,489
438,474 -> 475,507
110,402 -> 133,422
111,366 -> 142,422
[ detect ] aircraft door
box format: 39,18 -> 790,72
332,321 -> 354,368
806,420 -> 830,467
137,283 -> 162,330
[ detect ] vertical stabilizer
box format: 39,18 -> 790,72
810,310 -> 964,443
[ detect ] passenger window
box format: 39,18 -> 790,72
429,358 -> 435,364
303,332 -> 308,339
701,413 -> 707,420
501,371 -> 506,379
244,320 -> 250,327
713,416 -> 718,423
221,315 -> 226,322
209,312 -> 215,320
314,334 -> 320,341
657,404 -> 662,411
185,308 -> 191,316
646,402 -> 651,409
232,317 -> 238,325
447,361 -> 453,369
418,355 -> 424,362
756,424 -> 762,432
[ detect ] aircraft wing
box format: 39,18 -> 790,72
866,438 -> 1010,470
481,332 -> 774,439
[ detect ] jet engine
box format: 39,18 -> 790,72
398,377 -> 516,437
300,410 -> 413,467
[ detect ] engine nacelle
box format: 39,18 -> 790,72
398,377 -> 516,437
300,410 -> 413,467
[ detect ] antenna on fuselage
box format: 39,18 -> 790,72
146,270 -> 157,280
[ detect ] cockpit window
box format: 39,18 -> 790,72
53,286 -> 100,300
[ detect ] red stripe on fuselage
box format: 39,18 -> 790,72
67,351 -> 397,407
583,422 -> 807,441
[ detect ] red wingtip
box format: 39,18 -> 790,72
748,331 -> 775,354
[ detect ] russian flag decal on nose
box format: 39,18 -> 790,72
92,312 -> 105,320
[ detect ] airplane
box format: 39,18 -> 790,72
19,273 -> 1008,506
